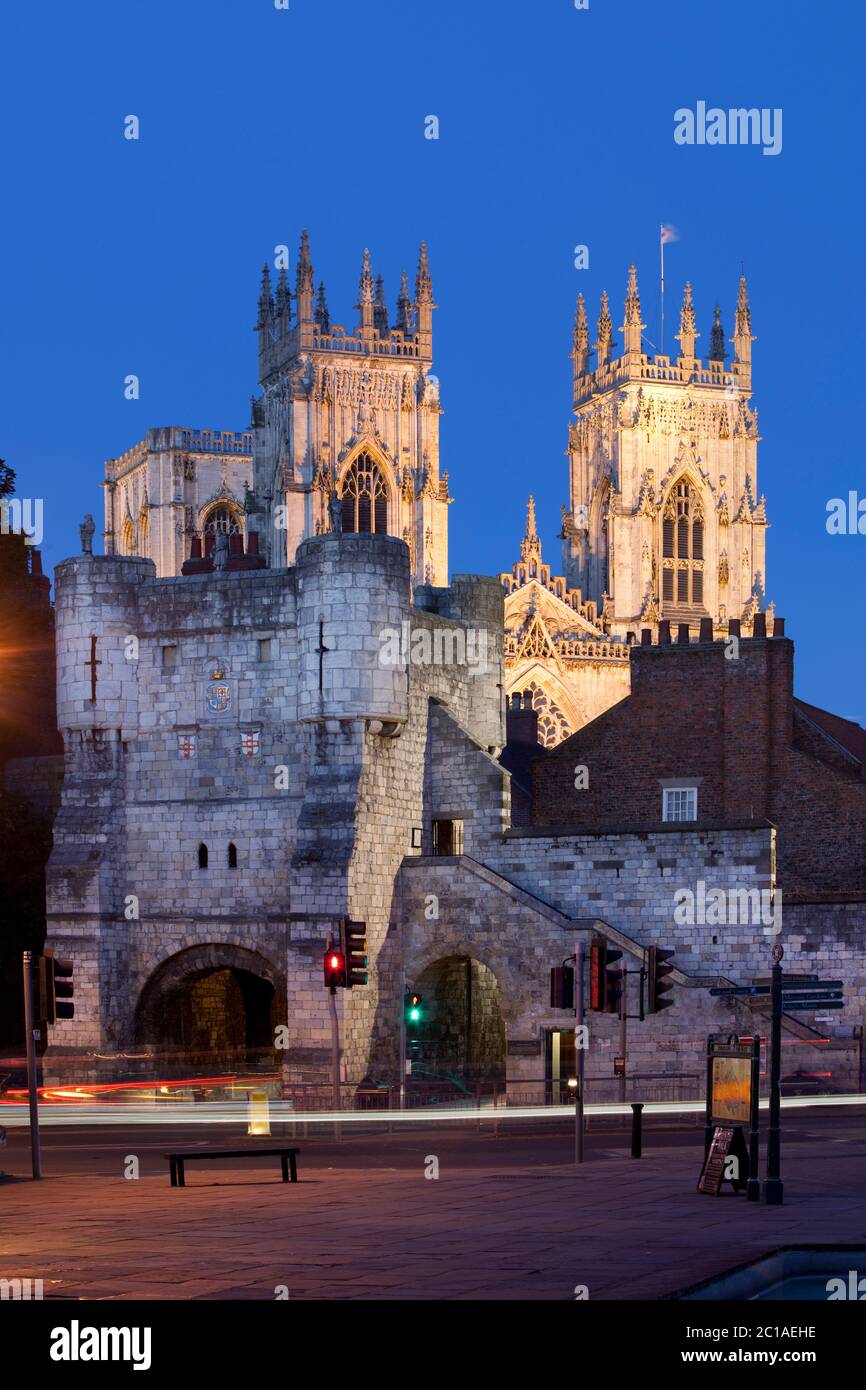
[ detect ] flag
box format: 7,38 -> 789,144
660,224 -> 679,244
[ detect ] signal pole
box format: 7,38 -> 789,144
575,938 -> 585,1166
22,951 -> 41,1180
764,946 -> 784,1204
619,971 -> 627,1109
398,966 -> 407,1110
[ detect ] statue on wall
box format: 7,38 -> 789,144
213,528 -> 229,570
79,514 -> 96,555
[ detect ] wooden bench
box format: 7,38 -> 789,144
165,1147 -> 300,1188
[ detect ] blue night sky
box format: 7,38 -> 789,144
1,0 -> 864,721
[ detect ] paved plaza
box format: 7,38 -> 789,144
3,1117 -> 866,1300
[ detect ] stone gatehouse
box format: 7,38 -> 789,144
44,529 -> 865,1097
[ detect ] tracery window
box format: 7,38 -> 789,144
662,480 -> 704,607
522,682 -> 573,749
340,454 -> 388,535
203,505 -> 242,556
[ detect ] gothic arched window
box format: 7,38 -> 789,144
340,454 -> 388,535
203,505 -> 242,556
523,682 -> 574,749
662,480 -> 704,607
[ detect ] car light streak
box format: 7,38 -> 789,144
1,1093 -> 864,1128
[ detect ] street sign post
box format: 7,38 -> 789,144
706,954 -> 845,1205
22,951 -> 41,1180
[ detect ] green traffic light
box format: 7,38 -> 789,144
409,1006 -> 420,1022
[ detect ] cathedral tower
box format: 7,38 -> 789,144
562,268 -> 769,638
249,233 -> 450,586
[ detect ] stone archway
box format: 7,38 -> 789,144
134,944 -> 286,1073
412,955 -> 506,1090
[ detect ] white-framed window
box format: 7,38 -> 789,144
662,786 -> 698,822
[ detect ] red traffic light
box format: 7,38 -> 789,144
323,948 -> 347,988
589,938 -> 623,1013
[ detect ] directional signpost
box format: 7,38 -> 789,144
708,946 -> 845,1205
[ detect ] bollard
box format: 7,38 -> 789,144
247,1089 -> 271,1136
630,1102 -> 644,1158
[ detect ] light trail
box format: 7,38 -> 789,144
1,1094 -> 865,1129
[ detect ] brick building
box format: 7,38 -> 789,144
531,617 -> 866,899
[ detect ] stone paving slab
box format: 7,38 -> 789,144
3,1134 -> 866,1300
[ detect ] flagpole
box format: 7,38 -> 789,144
660,229 -> 665,357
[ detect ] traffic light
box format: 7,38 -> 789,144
38,949 -> 74,1023
589,937 -> 623,1014
647,945 -> 676,1014
405,992 -> 423,1025
339,918 -> 368,988
323,947 -> 347,989
550,965 -> 574,1010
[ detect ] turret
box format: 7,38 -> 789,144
295,533 -> 410,727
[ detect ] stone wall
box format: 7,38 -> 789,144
532,633 -> 866,897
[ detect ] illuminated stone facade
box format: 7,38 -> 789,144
500,498 -> 629,747
102,428 -> 253,579
563,268 -> 770,640
249,232 -> 449,587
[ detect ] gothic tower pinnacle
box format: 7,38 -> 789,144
595,290 -> 613,367
414,241 -> 435,355
357,248 -> 375,340
709,304 -> 727,361
731,273 -> 754,366
621,264 -> 645,357
675,281 -> 699,361
396,271 -> 413,336
572,293 -> 590,379
296,229 -> 315,327
315,281 -> 329,332
374,274 -> 389,335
